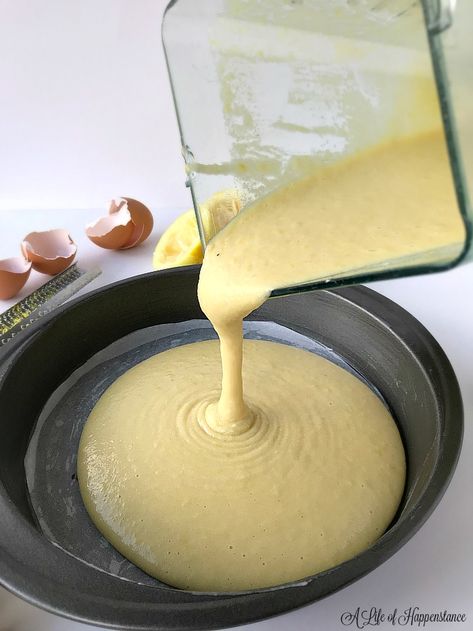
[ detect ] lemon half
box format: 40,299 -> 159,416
153,190 -> 241,270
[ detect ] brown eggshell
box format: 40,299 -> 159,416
86,206 -> 134,249
21,229 -> 77,275
0,257 -> 32,300
109,198 -> 154,249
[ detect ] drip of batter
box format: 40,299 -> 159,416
79,130 -> 463,591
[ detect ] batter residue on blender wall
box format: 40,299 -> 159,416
78,131 -> 464,591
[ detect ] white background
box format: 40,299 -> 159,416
0,1 -> 472,631
0,0 -> 189,213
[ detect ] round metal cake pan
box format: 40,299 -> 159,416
0,266 -> 463,630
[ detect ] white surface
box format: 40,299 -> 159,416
0,1 -> 472,629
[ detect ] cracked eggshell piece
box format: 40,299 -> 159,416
85,206 -> 135,250
21,229 -> 77,275
86,198 -> 154,251
110,198 -> 154,249
0,257 -> 32,300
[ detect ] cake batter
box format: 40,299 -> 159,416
79,131 -> 463,591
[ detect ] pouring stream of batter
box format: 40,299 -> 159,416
198,131 -> 465,431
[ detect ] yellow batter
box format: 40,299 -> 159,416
79,340 -> 405,591
78,131 -> 463,591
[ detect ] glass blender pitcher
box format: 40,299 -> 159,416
162,0 -> 472,293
